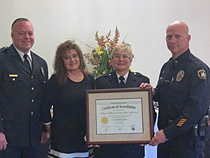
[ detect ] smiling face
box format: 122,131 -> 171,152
166,21 -> 191,59
11,20 -> 34,54
63,49 -> 80,72
111,50 -> 132,75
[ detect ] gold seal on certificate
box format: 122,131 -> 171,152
101,117 -> 108,124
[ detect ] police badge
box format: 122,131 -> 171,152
176,70 -> 185,82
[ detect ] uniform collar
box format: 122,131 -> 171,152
13,45 -> 32,62
116,71 -> 129,83
172,49 -> 190,68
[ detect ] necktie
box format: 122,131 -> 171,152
119,76 -> 125,88
23,54 -> 31,72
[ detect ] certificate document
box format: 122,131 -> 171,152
96,98 -> 143,134
86,88 -> 153,144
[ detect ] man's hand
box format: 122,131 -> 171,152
149,130 -> 168,146
41,131 -> 50,144
140,83 -> 155,96
0,132 -> 8,150
41,124 -> 51,144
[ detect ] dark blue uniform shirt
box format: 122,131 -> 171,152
154,49 -> 210,140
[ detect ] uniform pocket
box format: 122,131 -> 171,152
3,73 -> 23,95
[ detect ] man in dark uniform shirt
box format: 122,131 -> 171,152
0,18 -> 48,157
141,21 -> 210,158
94,43 -> 155,158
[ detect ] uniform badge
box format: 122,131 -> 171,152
176,70 -> 185,82
197,69 -> 207,80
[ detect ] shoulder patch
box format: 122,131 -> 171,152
197,69 -> 207,80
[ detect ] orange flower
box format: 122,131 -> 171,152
84,27 -> 130,78
108,60 -> 112,65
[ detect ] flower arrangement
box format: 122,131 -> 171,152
84,27 -> 129,77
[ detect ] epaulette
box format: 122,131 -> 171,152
107,73 -> 112,76
132,72 -> 149,80
0,46 -> 8,53
133,72 -> 141,76
133,72 -> 145,77
96,72 -> 112,80
101,72 -> 112,77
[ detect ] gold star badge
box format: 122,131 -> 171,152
197,69 -> 207,80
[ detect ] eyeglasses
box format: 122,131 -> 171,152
113,54 -> 130,59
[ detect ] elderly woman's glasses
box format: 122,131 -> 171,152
113,54 -> 130,59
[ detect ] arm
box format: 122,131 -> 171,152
151,66 -> 210,146
40,75 -> 57,144
40,77 -> 54,144
164,72 -> 210,140
0,56 -> 8,150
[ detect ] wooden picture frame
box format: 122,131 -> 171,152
86,87 -> 154,144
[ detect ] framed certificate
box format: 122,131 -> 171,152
86,87 -> 154,144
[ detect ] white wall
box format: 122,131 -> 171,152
1,1 -> 210,157
1,0 -> 210,87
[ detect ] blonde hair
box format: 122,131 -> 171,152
111,43 -> 133,59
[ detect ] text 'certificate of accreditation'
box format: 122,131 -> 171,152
96,98 -> 143,134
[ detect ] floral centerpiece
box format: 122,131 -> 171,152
84,27 -> 129,78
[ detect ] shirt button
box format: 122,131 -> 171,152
31,87 -> 34,90
31,76 -> 34,79
31,112 -> 33,115
32,99 -> 34,102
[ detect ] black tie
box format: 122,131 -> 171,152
23,54 -> 31,72
119,76 -> 125,88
